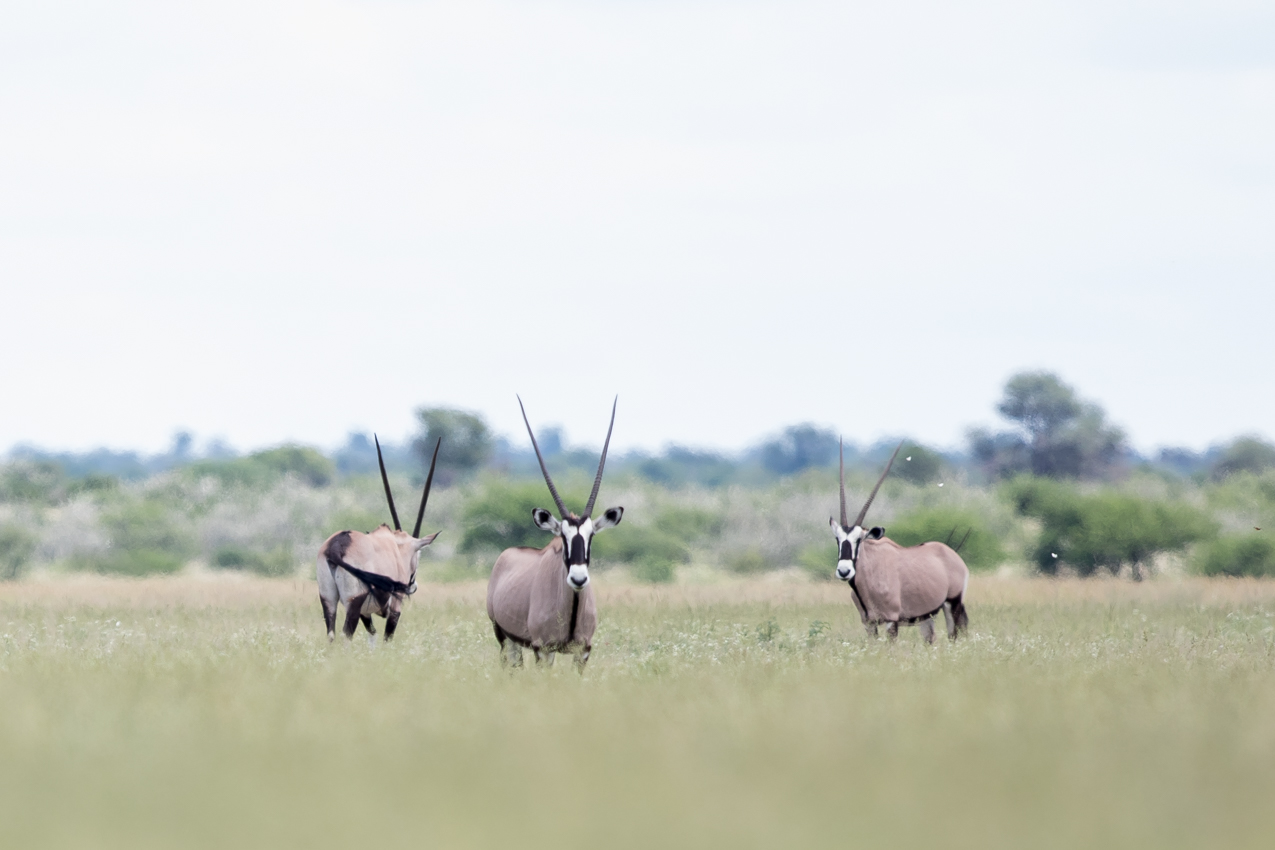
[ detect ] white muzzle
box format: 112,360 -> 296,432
836,560 -> 855,581
567,565 -> 589,589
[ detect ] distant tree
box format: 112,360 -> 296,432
186,445 -> 334,488
1210,436 -> 1275,481
413,407 -> 493,485
1155,447 -> 1212,478
759,424 -> 838,475
248,445 -> 335,487
533,427 -> 564,457
893,441 -> 946,485
638,447 -> 737,488
971,371 -> 1126,480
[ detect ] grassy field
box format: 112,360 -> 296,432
1,574 -> 1273,849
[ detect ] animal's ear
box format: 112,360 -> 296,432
594,507 -> 624,530
867,526 -> 885,540
415,532 -> 440,549
829,517 -> 839,531
532,508 -> 561,534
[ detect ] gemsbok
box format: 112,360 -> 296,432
486,397 -> 623,671
830,441 -> 969,643
316,436 -> 441,643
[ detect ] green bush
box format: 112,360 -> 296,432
187,445 -> 334,488
885,506 -> 1006,572
1192,535 -> 1275,577
0,461 -> 68,505
458,480 -> 569,553
88,549 -> 184,576
1007,477 -> 1216,576
797,542 -> 836,581
652,506 -> 723,545
593,523 -> 688,583
326,508 -> 390,535
0,524 -> 37,580
76,499 -> 196,576
725,548 -> 770,574
212,545 -> 296,577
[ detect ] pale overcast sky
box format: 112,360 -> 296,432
1,0 -> 1272,455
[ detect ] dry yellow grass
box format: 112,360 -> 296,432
1,573 -> 1273,849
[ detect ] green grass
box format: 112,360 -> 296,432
1,576 -> 1274,848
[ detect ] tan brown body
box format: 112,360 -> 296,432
316,524 -> 436,642
848,537 -> 969,642
487,536 -> 597,666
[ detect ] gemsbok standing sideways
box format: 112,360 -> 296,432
316,436 -> 442,644
830,441 -> 969,643
486,396 -> 623,671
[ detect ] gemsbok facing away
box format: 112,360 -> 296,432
831,442 -> 969,643
486,397 -> 623,671
316,436 -> 441,643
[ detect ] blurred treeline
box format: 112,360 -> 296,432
1,372 -> 1273,583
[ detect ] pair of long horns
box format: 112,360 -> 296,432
840,440 -> 902,528
376,434 -> 441,538
519,395 -> 615,519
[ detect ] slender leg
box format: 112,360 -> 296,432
321,598 -> 338,642
574,644 -> 591,674
493,623 -> 510,667
360,615 -> 377,636
885,621 -> 899,641
953,598 -> 969,636
384,610 -> 400,642
942,602 -> 958,640
343,594 -> 367,640
918,617 -> 936,645
508,643 -> 524,667
534,647 -> 555,667
865,622 -> 880,639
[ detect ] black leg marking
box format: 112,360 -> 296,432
954,598 -> 968,635
360,614 -> 376,636
321,599 -> 338,640
343,594 -> 367,639
384,610 -> 400,642
885,621 -> 899,641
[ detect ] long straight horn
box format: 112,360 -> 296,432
584,396 -> 617,518
839,437 -> 848,528
854,441 -> 903,528
412,437 -> 442,538
518,395 -> 568,518
375,434 -> 402,531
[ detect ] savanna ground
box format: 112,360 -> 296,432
1,574 -> 1273,849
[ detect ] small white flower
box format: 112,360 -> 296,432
937,482 -> 944,487
906,456 -> 912,461
1051,553 -> 1058,559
